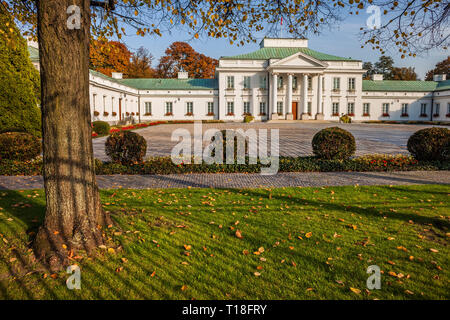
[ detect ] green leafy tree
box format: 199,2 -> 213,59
374,55 -> 395,79
362,62 -> 375,80
0,8 -> 40,136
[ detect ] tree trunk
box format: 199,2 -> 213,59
35,0 -> 110,270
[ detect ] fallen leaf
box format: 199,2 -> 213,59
350,287 -> 361,294
235,230 -> 243,239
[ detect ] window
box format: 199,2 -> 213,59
277,101 -> 283,114
145,102 -> 152,115
307,102 -> 312,115
447,103 -> 450,115
363,103 -> 370,115
308,77 -> 312,91
333,78 -> 340,90
207,102 -> 214,115
348,78 -> 356,91
347,102 -> 355,115
227,76 -> 234,89
420,103 -> 427,116
243,76 -> 251,89
103,96 -> 106,112
259,102 -> 266,115
401,103 -> 408,116
277,76 -> 283,89
92,94 -> 97,110
111,97 -> 115,114
322,77 -> 325,92
243,101 -> 251,114
332,102 -> 339,115
227,102 -> 234,115
434,103 -> 440,116
293,76 -> 298,90
186,102 -> 193,115
382,103 -> 389,116
165,102 -> 173,115
259,76 -> 267,89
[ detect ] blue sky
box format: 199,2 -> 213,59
122,13 -> 447,79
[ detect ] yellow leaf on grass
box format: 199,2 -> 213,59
181,285 -> 188,291
184,244 -> 191,251
235,230 -> 243,239
305,232 -> 312,238
350,287 -> 361,294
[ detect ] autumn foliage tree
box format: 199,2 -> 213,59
89,39 -> 131,77
425,56 -> 450,81
156,42 -> 218,79
391,67 -> 418,81
126,46 -> 155,78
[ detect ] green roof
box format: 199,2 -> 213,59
221,47 -> 360,62
89,70 -> 217,90
117,78 -> 218,90
362,80 -> 441,92
28,46 -> 39,62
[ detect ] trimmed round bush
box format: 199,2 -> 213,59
92,121 -> 110,135
0,132 -> 41,161
312,127 -> 356,160
105,131 -> 147,165
407,127 -> 449,161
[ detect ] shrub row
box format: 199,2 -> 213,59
1,154 -> 448,176
92,120 -> 224,137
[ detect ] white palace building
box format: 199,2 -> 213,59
28,38 -> 450,123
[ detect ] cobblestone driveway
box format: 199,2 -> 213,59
93,122 -> 440,161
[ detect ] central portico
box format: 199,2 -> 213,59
217,37 -> 365,121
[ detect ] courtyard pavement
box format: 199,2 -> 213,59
0,171 -> 449,190
93,122 -> 442,161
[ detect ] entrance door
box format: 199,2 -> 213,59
292,102 -> 298,120
119,98 -> 122,121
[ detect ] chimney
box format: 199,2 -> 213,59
111,72 -> 123,79
178,72 -> 188,79
372,74 -> 383,81
433,74 -> 447,82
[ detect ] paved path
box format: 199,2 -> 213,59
1,171 -> 449,190
93,122 -> 443,161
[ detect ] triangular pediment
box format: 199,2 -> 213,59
270,52 -> 328,68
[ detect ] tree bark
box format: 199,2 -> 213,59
35,0 -> 110,270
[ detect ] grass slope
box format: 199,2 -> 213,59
0,185 -> 448,299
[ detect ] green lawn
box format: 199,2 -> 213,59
0,185 -> 448,300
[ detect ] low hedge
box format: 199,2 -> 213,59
1,154 -> 448,176
0,132 -> 41,161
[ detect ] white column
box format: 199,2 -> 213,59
301,74 -> 309,119
271,73 -> 278,120
286,74 -> 293,120
316,75 -> 324,120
